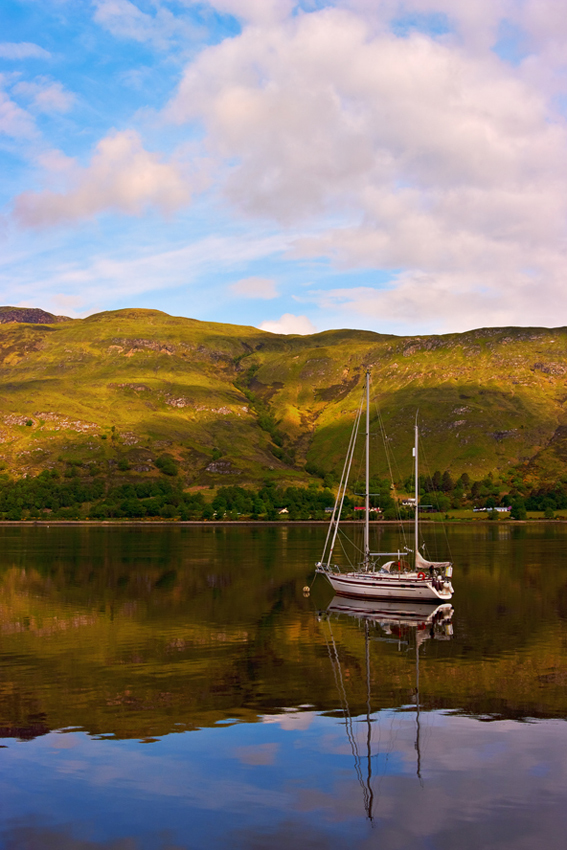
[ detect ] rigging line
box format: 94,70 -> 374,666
386,434 -> 413,545
373,401 -> 408,548
336,528 -> 357,569
323,618 -> 368,808
352,421 -> 365,496
323,391 -> 365,567
375,706 -> 401,801
337,522 -> 365,557
327,407 -> 364,566
388,452 -> 410,542
418,436 -> 453,563
326,621 -> 361,764
373,401 -> 396,489
416,643 -> 439,767
418,708 -> 435,768
320,389 -> 363,563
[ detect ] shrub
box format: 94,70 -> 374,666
155,454 -> 178,476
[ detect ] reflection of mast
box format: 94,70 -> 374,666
415,632 -> 422,782
364,619 -> 374,820
322,616 -> 375,821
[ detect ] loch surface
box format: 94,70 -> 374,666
0,523 -> 566,849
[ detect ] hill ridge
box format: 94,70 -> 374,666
0,306 -> 566,486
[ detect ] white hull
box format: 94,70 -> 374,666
326,571 -> 453,602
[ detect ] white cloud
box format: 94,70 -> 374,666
93,0 -> 197,48
164,3 -> 567,330
206,0 -> 295,26
13,129 -> 191,227
46,294 -> 85,317
308,261 -> 567,334
0,230 -> 289,315
35,148 -> 77,175
261,710 -> 316,731
13,78 -> 75,113
0,42 -> 51,60
230,276 -> 278,299
259,313 -> 316,334
0,84 -> 36,139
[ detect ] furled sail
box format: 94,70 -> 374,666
415,550 -> 452,570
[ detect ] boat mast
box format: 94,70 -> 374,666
364,370 -> 370,569
414,413 -> 419,557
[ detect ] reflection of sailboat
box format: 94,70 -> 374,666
320,598 -> 454,818
316,371 -> 454,601
327,596 -> 454,629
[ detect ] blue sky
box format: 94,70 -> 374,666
2,0 -> 567,335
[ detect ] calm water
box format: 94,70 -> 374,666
0,523 -> 566,849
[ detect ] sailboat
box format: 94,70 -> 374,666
316,371 -> 454,601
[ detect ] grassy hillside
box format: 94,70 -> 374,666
0,308 -> 566,488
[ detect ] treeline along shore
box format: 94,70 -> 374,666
2,469 -> 567,521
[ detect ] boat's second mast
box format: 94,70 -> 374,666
414,415 -> 419,557
364,370 -> 370,569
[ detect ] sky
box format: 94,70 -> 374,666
1,1 -> 567,336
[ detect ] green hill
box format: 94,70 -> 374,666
0,307 -> 566,487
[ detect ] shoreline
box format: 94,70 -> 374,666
0,519 -> 563,527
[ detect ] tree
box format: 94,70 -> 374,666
510,499 -> 527,520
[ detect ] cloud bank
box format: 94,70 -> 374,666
164,3 -> 567,330
5,0 -> 567,332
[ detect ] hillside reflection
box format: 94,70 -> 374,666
0,524 -> 567,741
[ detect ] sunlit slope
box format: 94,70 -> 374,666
250,325 -> 567,481
0,309 -> 566,482
0,309 -> 294,482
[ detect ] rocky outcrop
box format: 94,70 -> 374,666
0,307 -> 70,324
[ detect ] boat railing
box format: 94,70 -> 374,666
315,561 -> 342,575
369,551 -> 406,558
316,552 -> 408,575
